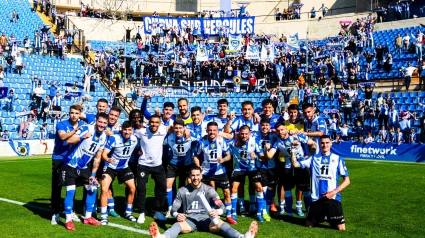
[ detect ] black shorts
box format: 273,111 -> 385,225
294,168 -> 311,191
59,164 -> 91,187
202,173 -> 230,189
307,199 -> 345,226
231,170 -> 262,184
102,166 -> 134,184
278,168 -> 295,190
96,160 -> 105,179
166,163 -> 191,179
257,168 -> 277,187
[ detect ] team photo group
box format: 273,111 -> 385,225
51,92 -> 350,238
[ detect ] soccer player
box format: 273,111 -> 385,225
254,118 -> 278,217
291,135 -> 350,231
265,122 -> 316,217
185,106 -> 204,140
229,126 -> 266,223
194,122 -> 232,224
176,97 -> 193,125
149,166 -> 259,238
50,105 -> 85,225
60,112 -> 109,230
163,119 -> 196,218
79,98 -> 109,124
224,101 -> 259,214
141,93 -> 175,126
301,103 -> 328,154
135,115 -> 169,223
100,121 -> 138,225
204,98 -> 231,132
260,99 -> 283,129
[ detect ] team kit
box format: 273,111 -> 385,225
51,95 -> 349,236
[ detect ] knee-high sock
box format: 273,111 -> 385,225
85,188 -> 98,218
303,191 -> 312,211
163,222 -> 182,238
64,185 -> 76,222
231,193 -> 238,216
166,188 -> 173,209
284,190 -> 293,214
107,198 -> 115,212
256,192 -> 265,216
220,222 -> 242,238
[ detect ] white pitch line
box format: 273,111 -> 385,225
0,159 -> 48,164
0,197 -> 151,235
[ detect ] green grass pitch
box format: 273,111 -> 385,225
0,156 -> 424,238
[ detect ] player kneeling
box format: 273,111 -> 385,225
100,121 -> 138,225
149,166 -> 258,238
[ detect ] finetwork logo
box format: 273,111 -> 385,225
350,145 -> 397,155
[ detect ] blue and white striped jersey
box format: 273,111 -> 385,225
254,132 -> 278,169
195,137 -> 229,176
63,124 -> 107,169
229,116 -> 259,134
164,132 -> 194,166
299,153 -> 349,202
105,123 -> 121,135
52,120 -> 85,160
304,116 -> 328,154
104,134 -> 138,170
230,137 -> 263,172
272,134 -> 309,169
203,115 -> 230,132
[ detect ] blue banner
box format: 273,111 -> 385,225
142,16 -> 255,36
8,140 -> 31,156
331,142 -> 425,162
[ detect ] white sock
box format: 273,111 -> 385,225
66,214 -> 72,223
85,211 -> 92,218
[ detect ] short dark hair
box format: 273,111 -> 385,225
173,119 -> 185,127
96,112 -> 109,121
191,106 -> 202,114
70,105 -> 82,112
262,99 -> 274,108
121,121 -> 132,129
189,165 -> 202,175
150,114 -> 161,121
288,104 -> 299,111
320,135 -> 332,141
177,98 -> 188,104
97,98 -> 109,104
242,101 -> 254,108
217,98 -> 228,106
129,109 -> 142,120
260,117 -> 270,125
163,102 -> 175,109
110,106 -> 122,114
239,125 -> 251,132
274,122 -> 285,130
302,103 -> 314,111
207,121 -> 218,128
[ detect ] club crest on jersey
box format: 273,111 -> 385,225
125,142 -> 130,145
323,158 -> 328,163
285,141 -> 291,146
196,128 -> 200,132
95,136 -> 99,140
211,144 -> 215,149
242,145 -> 246,149
247,123 -> 251,127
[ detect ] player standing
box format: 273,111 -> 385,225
265,122 -> 316,217
194,122 -> 232,224
60,113 -> 109,230
149,166 -> 258,238
291,135 -> 350,230
50,105 -> 85,225
100,121 -> 138,225
229,126 -> 266,223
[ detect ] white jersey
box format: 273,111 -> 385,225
195,137 -> 229,176
64,124 -> 107,169
136,126 -> 168,167
104,134 -> 138,170
300,153 -> 349,202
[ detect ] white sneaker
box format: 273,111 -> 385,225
165,210 -> 172,219
137,213 -> 145,224
50,214 -> 59,225
153,211 -> 167,221
71,212 -> 80,222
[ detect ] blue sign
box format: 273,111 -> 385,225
8,140 -> 31,156
142,16 -> 255,36
331,142 -> 425,163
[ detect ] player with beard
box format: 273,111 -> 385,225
204,99 -> 231,132
149,166 -> 259,238
265,123 -> 316,217
260,99 -> 284,129
176,98 -> 192,125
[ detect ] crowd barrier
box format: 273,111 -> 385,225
331,142 -> 425,163
0,139 -> 54,157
